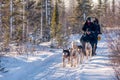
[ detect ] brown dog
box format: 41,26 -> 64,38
70,42 -> 79,67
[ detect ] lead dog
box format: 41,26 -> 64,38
62,49 -> 71,67
77,45 -> 84,64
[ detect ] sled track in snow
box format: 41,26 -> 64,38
0,35 -> 114,80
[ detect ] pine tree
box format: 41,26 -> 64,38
51,1 -> 59,38
58,0 -> 68,47
51,1 -> 62,47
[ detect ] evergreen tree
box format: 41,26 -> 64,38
51,1 -> 59,38
51,1 -> 62,47
58,0 -> 68,47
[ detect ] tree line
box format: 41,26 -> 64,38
0,0 -> 119,47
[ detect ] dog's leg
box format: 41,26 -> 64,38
79,46 -> 84,63
93,44 -> 96,55
77,50 -> 79,65
86,50 -> 88,59
71,57 -> 73,67
90,49 -> 92,58
68,57 -> 70,64
74,57 -> 76,67
78,50 -> 81,64
81,54 -> 83,63
80,51 -> 84,64
63,57 -> 65,67
80,53 -> 83,64
76,55 -> 79,67
77,55 -> 79,65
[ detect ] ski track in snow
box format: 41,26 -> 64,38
0,35 -> 114,80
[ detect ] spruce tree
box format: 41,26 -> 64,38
58,0 -> 67,47
51,1 -> 62,47
51,1 -> 59,38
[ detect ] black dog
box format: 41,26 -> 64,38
62,49 -> 71,67
77,45 -> 83,49
63,49 -> 70,57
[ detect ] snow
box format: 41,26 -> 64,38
0,34 -> 114,80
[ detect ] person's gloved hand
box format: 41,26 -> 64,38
98,34 -> 101,41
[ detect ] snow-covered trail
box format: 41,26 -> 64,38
0,35 -> 114,80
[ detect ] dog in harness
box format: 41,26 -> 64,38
70,41 -> 79,67
62,49 -> 71,67
62,42 -> 83,67
77,45 -> 84,64
85,42 -> 92,59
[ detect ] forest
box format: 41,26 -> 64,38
0,0 -> 120,80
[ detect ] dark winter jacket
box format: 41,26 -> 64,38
81,20 -> 102,43
94,23 -> 101,35
82,22 -> 96,32
80,33 -> 97,43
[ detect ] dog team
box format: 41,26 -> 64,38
62,41 -> 92,67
